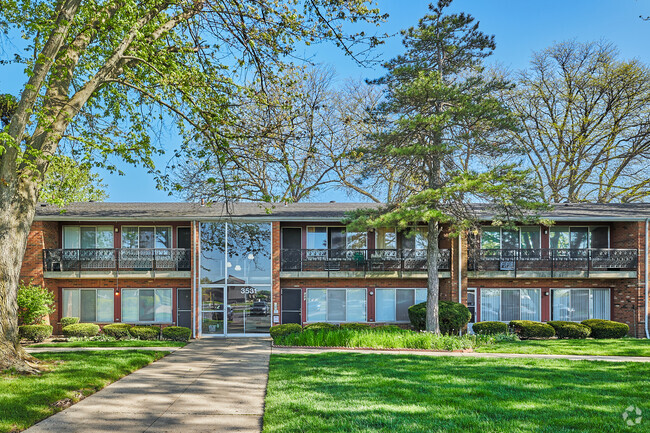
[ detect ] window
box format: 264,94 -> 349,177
551,289 -> 610,322
63,226 -> 113,249
121,288 -> 172,322
62,289 -> 114,322
480,289 -> 541,322
306,289 -> 367,322
122,227 -> 171,249
306,227 -> 367,250
375,288 -> 427,322
400,228 -> 427,250
480,227 -> 541,251
376,228 -> 397,249
550,226 -> 609,250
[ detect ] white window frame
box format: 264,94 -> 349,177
121,226 -> 172,249
63,225 -> 114,249
62,288 -> 114,323
549,226 -> 610,249
121,288 -> 173,323
374,287 -> 427,323
479,288 -> 542,322
550,288 -> 611,322
306,288 -> 367,323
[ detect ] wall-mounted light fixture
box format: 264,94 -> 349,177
115,227 -> 119,232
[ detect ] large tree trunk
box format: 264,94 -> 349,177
0,176 -> 41,373
426,220 -> 440,334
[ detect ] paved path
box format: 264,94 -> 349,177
26,346 -> 181,353
26,338 -> 271,433
271,345 -> 650,363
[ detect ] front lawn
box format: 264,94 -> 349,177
30,340 -> 187,348
264,353 -> 650,432
476,338 -> 650,357
0,350 -> 168,433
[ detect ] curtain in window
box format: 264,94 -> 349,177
571,289 -> 589,321
96,289 -> 114,322
139,289 -> 155,321
375,289 -> 395,322
307,289 -> 327,322
552,289 -> 570,321
155,289 -> 172,322
480,289 -> 500,321
500,290 -> 521,322
520,289 -> 540,321
81,227 -> 96,249
62,289 -> 80,318
121,289 -> 139,322
346,289 -> 366,322
396,289 -> 415,322
592,289 -> 610,320
63,226 -> 81,249
327,289 -> 346,321
80,290 -> 97,322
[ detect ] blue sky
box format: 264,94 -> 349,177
2,0 -> 649,202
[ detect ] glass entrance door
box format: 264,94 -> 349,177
227,285 -> 272,335
201,286 -> 225,335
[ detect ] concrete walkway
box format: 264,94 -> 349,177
26,338 -> 271,433
271,345 -> 650,363
26,346 -> 181,353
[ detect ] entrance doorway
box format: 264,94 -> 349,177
200,285 -> 272,336
281,288 -> 302,324
177,288 -> 191,328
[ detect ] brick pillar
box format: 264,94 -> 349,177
272,222 -> 281,325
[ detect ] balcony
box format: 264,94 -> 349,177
280,249 -> 451,279
468,248 -> 638,279
43,248 -> 191,279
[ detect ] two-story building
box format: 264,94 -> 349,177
20,202 -> 649,337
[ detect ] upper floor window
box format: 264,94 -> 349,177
480,227 -> 541,250
63,226 -> 113,249
122,226 -> 171,249
399,227 -> 427,250
376,228 -> 397,249
550,226 -> 609,250
306,227 -> 367,250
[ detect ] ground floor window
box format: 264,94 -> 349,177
307,288 -> 367,322
375,288 -> 426,322
480,288 -> 541,322
121,288 -> 172,323
62,288 -> 114,322
551,288 -> 610,322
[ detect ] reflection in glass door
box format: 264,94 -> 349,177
227,286 -> 272,334
201,286 -> 224,335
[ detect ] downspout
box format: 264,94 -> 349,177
643,218 -> 650,338
192,220 -> 197,339
458,235 -> 462,335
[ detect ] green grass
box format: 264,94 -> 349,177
274,329 -> 488,351
476,338 -> 650,357
30,340 -> 186,348
264,353 -> 650,433
0,350 -> 168,433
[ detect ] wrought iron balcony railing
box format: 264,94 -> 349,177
280,248 -> 451,273
468,248 -> 638,276
43,248 -> 191,272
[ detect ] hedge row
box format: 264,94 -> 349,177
472,319 -> 629,339
408,301 -> 471,334
268,323 -> 406,342
57,321 -> 191,342
19,324 -> 53,342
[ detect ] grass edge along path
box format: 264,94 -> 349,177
0,350 -> 168,433
29,340 -> 186,348
263,352 -> 650,433
475,338 -> 650,357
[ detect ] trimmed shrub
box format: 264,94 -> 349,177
581,319 -> 629,339
269,324 -> 303,341
408,301 -> 471,334
548,321 -> 591,339
509,320 -> 555,339
473,321 -> 508,335
19,324 -> 53,342
303,322 -> 339,332
102,323 -> 132,339
162,326 -> 191,342
129,326 -> 161,340
60,317 -> 80,328
17,282 -> 55,325
339,323 -> 371,331
62,323 -> 100,338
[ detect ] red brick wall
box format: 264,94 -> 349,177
272,222 -> 281,325
19,221 -> 59,286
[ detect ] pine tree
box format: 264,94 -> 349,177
348,0 -> 545,333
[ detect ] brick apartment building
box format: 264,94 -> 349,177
20,202 -> 649,337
